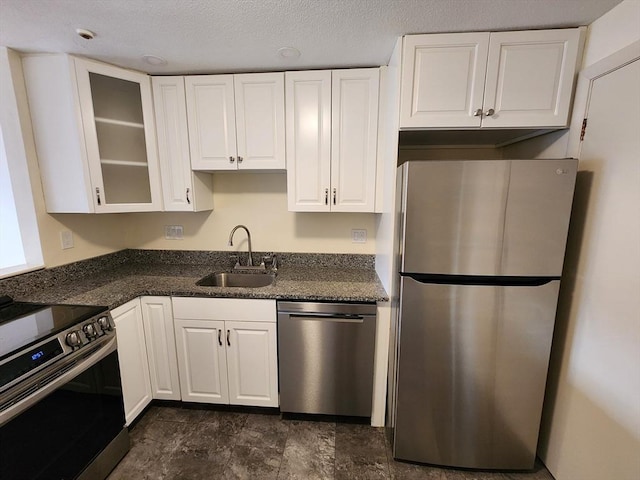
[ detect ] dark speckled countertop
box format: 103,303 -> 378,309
0,250 -> 388,309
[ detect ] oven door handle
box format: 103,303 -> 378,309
0,336 -> 118,426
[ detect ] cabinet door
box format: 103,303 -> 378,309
174,318 -> 229,404
331,68 -> 379,212
74,57 -> 162,212
400,33 -> 489,128
185,75 -> 238,170
140,296 -> 181,401
152,77 -> 214,212
285,70 -> 332,212
111,299 -> 152,426
482,28 -> 581,128
225,321 -> 278,407
234,73 -> 286,170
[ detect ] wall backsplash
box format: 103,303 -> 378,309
124,172 -> 377,254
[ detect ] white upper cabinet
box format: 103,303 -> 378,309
400,33 -> 489,128
23,54 -> 162,213
286,68 -> 379,212
400,28 -> 583,129
152,76 -> 214,211
482,29 -> 582,128
331,69 -> 380,212
234,73 -> 286,169
185,72 -> 285,171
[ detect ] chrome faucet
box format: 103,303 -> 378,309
228,225 -> 254,267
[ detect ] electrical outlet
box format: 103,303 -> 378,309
352,229 -> 367,244
164,225 -> 184,240
60,230 -> 74,249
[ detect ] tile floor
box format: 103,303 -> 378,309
108,404 -> 555,480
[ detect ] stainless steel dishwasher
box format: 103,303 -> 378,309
277,301 -> 377,417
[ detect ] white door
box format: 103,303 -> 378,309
225,321 -> 278,407
482,28 -> 581,128
140,296 -> 181,401
74,57 -> 162,212
185,75 -> 237,170
111,299 -> 152,426
152,76 -> 194,211
234,73 -> 285,170
400,32 -> 489,128
174,318 -> 229,404
285,70 -> 332,211
543,58 -> 640,480
331,68 -> 379,212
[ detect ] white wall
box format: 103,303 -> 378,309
126,172 -> 377,254
532,2 -> 640,479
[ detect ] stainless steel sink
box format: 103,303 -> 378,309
196,272 -> 276,288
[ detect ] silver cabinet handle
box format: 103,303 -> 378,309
332,188 -> 336,205
324,188 -> 329,205
218,329 -> 222,346
229,156 -> 235,163
186,188 -> 191,204
95,187 -> 101,206
226,329 -> 231,347
473,108 -> 483,117
238,156 -> 243,163
484,108 -> 495,117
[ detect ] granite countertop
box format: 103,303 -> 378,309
1,250 -> 388,309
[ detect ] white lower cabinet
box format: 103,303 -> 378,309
172,297 -> 278,407
140,296 -> 181,400
111,298 -> 152,426
174,318 -> 230,403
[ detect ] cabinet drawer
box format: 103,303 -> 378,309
172,297 -> 276,322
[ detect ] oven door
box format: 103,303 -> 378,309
0,337 -> 128,480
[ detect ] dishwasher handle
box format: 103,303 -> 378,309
289,313 -> 367,323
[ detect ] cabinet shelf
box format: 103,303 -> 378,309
95,116 -> 145,129
100,159 -> 149,167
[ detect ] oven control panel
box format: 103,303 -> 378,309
0,312 -> 114,393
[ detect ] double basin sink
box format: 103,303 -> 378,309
196,272 -> 276,288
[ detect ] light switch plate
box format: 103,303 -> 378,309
60,230 -> 74,249
164,225 -> 184,240
352,229 -> 367,243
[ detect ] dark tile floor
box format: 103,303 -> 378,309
108,405 -> 555,480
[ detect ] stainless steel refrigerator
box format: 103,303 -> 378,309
389,159 -> 577,470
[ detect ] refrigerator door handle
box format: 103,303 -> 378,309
400,273 -> 559,287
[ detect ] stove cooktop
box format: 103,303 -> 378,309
0,296 -> 107,360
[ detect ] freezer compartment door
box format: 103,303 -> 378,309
399,159 -> 576,276
393,276 -> 560,469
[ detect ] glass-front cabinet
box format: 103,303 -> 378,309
75,58 -> 161,212
22,54 -> 162,213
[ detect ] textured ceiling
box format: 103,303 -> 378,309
0,0 -> 624,74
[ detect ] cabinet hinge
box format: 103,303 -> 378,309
580,118 -> 588,142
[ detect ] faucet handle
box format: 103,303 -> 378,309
229,254 -> 240,269
262,255 -> 278,272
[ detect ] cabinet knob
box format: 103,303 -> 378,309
237,156 -> 243,164
227,329 -> 231,347
484,108 -> 495,117
186,188 -> 191,204
229,156 -> 235,163
218,329 -> 222,346
473,108 -> 483,117
333,188 -> 336,205
324,188 -> 329,205
95,187 -> 101,206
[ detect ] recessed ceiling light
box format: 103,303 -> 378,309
277,47 -> 301,59
76,28 -> 95,40
142,55 -> 168,66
